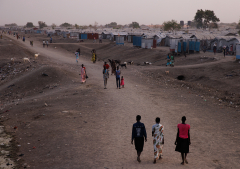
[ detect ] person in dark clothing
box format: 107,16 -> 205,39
213,44 -> 217,55
131,115 -> 147,163
226,46 -> 229,55
175,116 -> 191,165
115,66 -> 121,89
223,46 -> 226,57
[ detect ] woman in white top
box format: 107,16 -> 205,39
152,117 -> 164,164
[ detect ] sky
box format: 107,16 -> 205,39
0,0 -> 240,26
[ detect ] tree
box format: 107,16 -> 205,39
236,19 -> 240,29
38,21 -> 47,29
105,22 -> 117,28
209,22 -> 218,29
162,20 -> 181,31
51,23 -> 56,29
130,22 -> 140,28
26,22 -> 34,28
194,9 -> 220,29
75,24 -> 80,29
5,23 -> 17,27
60,22 -> 72,27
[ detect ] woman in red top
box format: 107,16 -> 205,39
175,116 -> 191,165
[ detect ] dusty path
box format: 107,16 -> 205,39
3,35 -> 240,169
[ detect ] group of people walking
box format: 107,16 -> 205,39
132,115 -> 190,165
166,54 -> 175,67
103,62 -> 124,89
42,40 -> 49,48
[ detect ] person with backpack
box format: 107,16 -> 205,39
115,66 -> 121,89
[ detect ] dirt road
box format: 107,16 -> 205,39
2,35 -> 240,169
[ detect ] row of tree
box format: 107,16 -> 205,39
7,10 -> 240,33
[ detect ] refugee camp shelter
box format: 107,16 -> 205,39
111,32 -> 128,41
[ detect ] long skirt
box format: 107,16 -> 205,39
175,138 -> 189,153
153,137 -> 163,159
81,69 -> 86,83
134,137 -> 144,153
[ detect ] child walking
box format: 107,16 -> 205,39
121,76 -> 124,88
75,52 -> 79,63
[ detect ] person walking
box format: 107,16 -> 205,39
170,54 -> 175,67
103,66 -> 109,89
152,117 -> 164,164
166,54 -> 171,66
76,48 -> 80,57
115,66 -> 121,89
111,60 -> 116,75
75,52 -> 79,63
213,44 -> 217,55
226,46 -> 229,55
103,62 -> 109,70
131,115 -> 147,163
81,64 -> 86,83
120,76 -> 124,88
223,46 -> 226,57
91,49 -> 96,63
46,40 -> 49,48
175,116 -> 191,165
43,40 -> 45,48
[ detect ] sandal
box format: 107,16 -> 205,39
137,157 -> 141,163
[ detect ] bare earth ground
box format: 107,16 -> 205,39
0,33 -> 240,169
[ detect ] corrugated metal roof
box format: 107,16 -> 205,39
111,32 -> 128,36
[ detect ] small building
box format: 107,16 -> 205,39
101,31 -> 111,39
70,32 -> 80,38
110,32 -> 128,41
127,33 -> 143,43
87,33 -> 99,39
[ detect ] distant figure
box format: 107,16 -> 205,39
0,34 -> 2,39
226,46 -> 229,55
103,66 -> 109,89
93,37 -> 96,43
43,40 -> 45,48
115,66 -> 121,89
50,37 -> 52,43
81,64 -> 86,83
120,76 -> 124,88
170,55 -> 174,67
76,48 -> 80,56
91,49 -> 96,63
103,62 -> 109,70
131,115 -> 147,163
166,54 -> 171,66
213,44 -> 217,55
23,36 -> 25,42
152,117 -> 164,164
46,40 -> 48,48
222,46 -> 226,57
175,116 -> 191,165
202,45 -> 206,53
75,52 -> 79,63
111,60 -> 116,75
